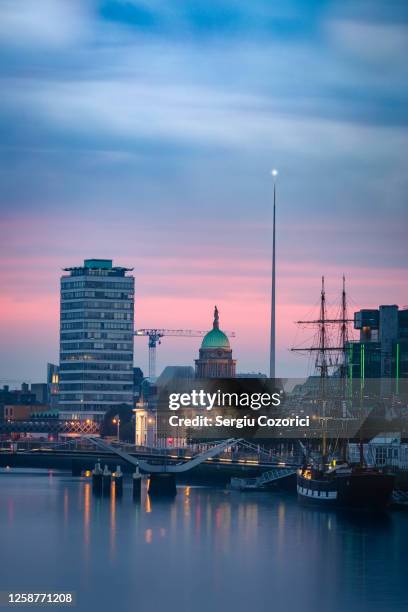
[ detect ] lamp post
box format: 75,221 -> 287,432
112,416 -> 120,442
270,168 -> 278,379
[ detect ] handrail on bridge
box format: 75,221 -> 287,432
87,437 -> 238,473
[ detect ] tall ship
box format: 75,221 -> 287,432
292,277 -> 394,509
296,462 -> 394,508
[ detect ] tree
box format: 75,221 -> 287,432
100,403 -> 133,441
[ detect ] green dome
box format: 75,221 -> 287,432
201,305 -> 230,349
201,327 -> 230,349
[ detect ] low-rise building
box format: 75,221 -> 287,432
2,404 -> 48,421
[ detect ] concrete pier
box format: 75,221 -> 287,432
132,466 -> 141,500
102,465 -> 112,496
148,473 -> 177,497
112,465 -> 123,496
92,461 -> 103,495
71,459 -> 82,477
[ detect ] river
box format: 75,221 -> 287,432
0,470 -> 407,612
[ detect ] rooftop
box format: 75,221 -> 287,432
63,258 -> 133,276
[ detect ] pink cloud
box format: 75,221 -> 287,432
0,212 -> 406,379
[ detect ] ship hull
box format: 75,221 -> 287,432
297,471 -> 394,509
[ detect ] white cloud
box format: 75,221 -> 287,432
326,19 -> 408,65
4,75 -> 407,164
0,0 -> 90,48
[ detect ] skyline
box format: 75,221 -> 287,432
0,0 -> 407,381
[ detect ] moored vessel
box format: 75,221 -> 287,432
297,462 -> 394,508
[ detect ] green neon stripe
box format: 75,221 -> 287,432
360,344 -> 365,393
396,343 -> 400,395
347,344 -> 353,399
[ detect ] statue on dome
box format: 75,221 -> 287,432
195,304 -> 236,377
213,305 -> 219,329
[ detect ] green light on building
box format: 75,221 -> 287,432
360,344 -> 365,396
396,343 -> 400,395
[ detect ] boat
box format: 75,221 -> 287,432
297,462 -> 394,508
292,277 -> 395,510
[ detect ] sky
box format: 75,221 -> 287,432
0,0 -> 407,384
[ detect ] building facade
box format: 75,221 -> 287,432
346,305 -> 408,383
195,306 -> 236,378
47,363 -> 60,409
31,383 -> 48,404
58,259 -> 134,421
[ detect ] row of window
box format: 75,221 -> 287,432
61,301 -> 133,310
61,312 -> 133,320
61,332 -> 134,341
61,321 -> 133,331
61,291 -> 133,300
59,383 -> 133,391
60,372 -> 133,382
68,269 -> 130,278
59,393 -> 133,402
60,352 -> 133,362
61,280 -> 133,290
59,404 -> 131,412
61,342 -> 133,351
60,362 -> 132,371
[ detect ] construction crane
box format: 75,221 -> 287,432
135,329 -> 236,379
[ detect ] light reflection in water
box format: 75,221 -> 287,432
63,488 -> 69,527
277,501 -> 286,556
83,482 -> 91,551
145,528 -> 153,544
195,502 -> 201,539
0,476 -> 402,612
170,495 -> 178,532
110,485 -> 116,557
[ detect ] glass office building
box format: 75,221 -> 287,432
346,305 -> 408,382
58,259 -> 134,421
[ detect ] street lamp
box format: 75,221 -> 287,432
112,416 -> 120,442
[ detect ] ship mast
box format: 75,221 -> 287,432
291,276 -> 353,461
291,275 -> 352,377
318,276 -> 328,379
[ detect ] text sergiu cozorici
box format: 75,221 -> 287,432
167,390 -> 310,430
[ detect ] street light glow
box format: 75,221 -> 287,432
271,168 -> 278,178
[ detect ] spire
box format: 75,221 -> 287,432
213,305 -> 219,329
270,171 -> 277,379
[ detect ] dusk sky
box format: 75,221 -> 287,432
0,0 -> 407,383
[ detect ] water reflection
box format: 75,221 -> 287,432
1,474 -> 407,612
63,487 -> 69,527
83,482 -> 91,551
110,484 -> 116,557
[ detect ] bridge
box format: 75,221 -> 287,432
88,436 -> 238,472
0,419 -> 99,435
85,437 -> 301,495
0,436 -> 303,490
